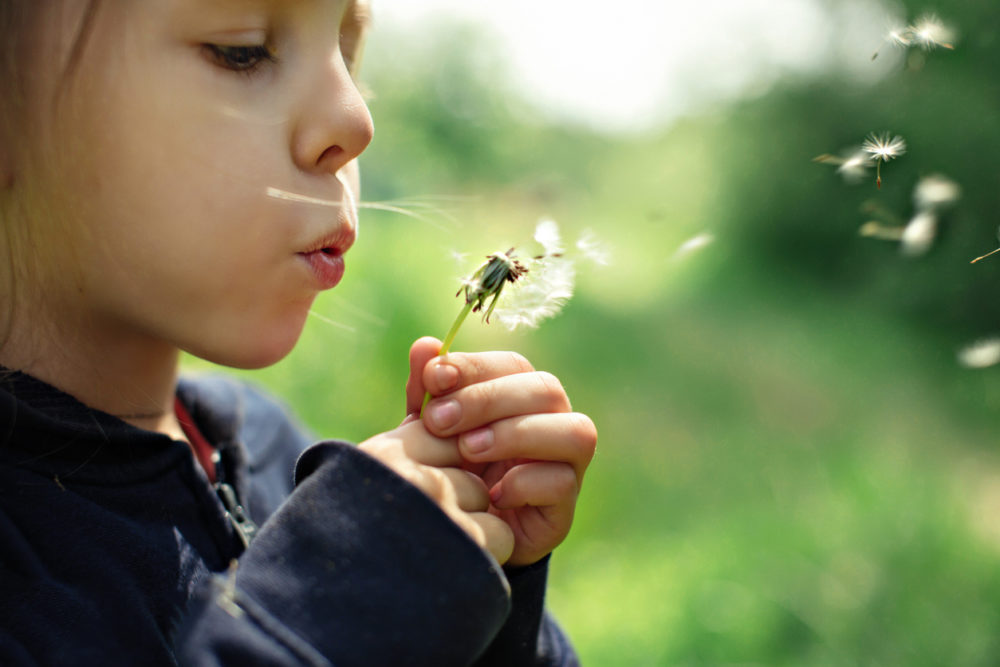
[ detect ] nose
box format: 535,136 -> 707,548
291,52 -> 374,175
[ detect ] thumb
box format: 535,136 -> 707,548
405,336 -> 442,418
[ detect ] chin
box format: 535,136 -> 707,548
187,316 -> 308,370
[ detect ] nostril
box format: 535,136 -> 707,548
316,144 -> 345,170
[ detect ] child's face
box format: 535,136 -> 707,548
10,0 -> 373,368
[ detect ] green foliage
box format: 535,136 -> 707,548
187,8 -> 1000,664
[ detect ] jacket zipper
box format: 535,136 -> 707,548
212,450 -> 259,551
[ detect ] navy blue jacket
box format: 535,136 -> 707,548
0,370 -> 577,665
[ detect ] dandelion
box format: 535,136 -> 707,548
909,14 -> 956,51
423,220 -> 576,409
958,338 -> 1000,369
861,132 -> 906,189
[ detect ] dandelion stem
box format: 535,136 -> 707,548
440,301 -> 474,357
421,301 -> 474,412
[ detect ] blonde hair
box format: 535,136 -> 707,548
0,1 -> 102,353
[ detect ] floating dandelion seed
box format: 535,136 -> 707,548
672,232 -> 716,261
872,26 -> 913,60
913,174 -> 961,212
814,149 -> 874,184
900,210 -> 938,257
958,338 -> 1000,369
871,14 -> 956,60
858,221 -> 905,241
576,229 -> 611,266
971,226 -> 1000,264
861,132 -> 906,189
910,14 -> 956,51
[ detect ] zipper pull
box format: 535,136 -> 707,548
215,481 -> 259,550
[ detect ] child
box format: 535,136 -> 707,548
0,1 -> 596,665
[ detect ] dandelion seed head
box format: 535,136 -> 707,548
862,132 -> 906,162
958,338 -> 1000,369
913,174 -> 961,211
493,255 -> 575,331
910,14 -> 956,50
900,210 -> 937,257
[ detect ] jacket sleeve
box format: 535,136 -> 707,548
176,441 -> 578,666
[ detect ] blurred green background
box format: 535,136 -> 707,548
189,2 -> 1000,664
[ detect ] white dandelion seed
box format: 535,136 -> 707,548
575,229 -> 611,266
533,218 -> 565,256
862,132 -> 906,189
814,149 -> 874,184
872,26 -> 913,60
492,255 -> 575,331
862,133 -> 906,162
913,174 -> 961,212
837,149 -> 875,184
900,210 -> 938,257
909,14 -> 956,51
672,232 -> 716,261
886,27 -> 913,48
858,221 -> 905,241
971,227 -> 1000,264
958,338 -> 1000,369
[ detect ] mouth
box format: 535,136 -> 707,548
298,225 -> 355,290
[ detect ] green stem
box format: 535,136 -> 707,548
421,301 -> 474,412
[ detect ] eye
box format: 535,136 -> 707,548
203,43 -> 276,74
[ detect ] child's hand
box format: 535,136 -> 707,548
358,422 -> 515,565
405,337 -> 597,567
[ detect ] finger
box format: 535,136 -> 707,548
459,412 -> 597,483
405,337 -> 443,417
423,371 -> 571,437
465,512 -> 515,565
489,461 -> 580,511
440,467 -> 490,513
360,421 -> 463,469
422,350 -> 535,398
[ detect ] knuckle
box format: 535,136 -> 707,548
533,371 -> 570,410
568,412 -> 598,460
421,466 -> 451,503
505,351 -> 534,373
549,464 -> 579,498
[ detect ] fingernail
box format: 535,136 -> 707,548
427,399 -> 460,430
434,362 -> 459,391
462,428 -> 493,455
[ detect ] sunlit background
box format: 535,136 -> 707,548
189,0 -> 1000,663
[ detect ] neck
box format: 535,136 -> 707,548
0,309 -> 184,440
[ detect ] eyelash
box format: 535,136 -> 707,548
203,44 -> 277,75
